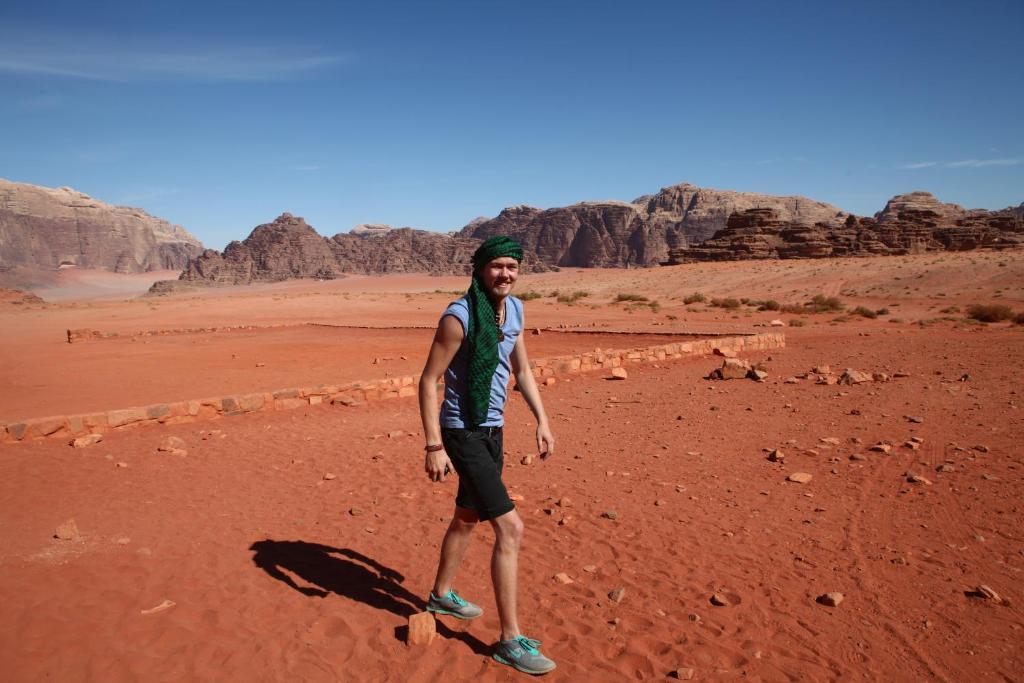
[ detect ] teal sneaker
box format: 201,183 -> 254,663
493,635 -> 556,675
426,590 -> 483,620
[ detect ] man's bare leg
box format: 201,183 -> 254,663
432,506 -> 479,596
490,509 -> 525,640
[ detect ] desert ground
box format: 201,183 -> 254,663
1,251 -> 1022,681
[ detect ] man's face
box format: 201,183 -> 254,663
479,257 -> 519,299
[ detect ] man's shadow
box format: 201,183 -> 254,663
249,540 -> 488,654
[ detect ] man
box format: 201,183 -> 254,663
418,235 -> 556,675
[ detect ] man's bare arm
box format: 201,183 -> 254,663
418,315 -> 464,481
511,334 -> 555,458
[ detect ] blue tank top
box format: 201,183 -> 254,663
440,295 -> 524,428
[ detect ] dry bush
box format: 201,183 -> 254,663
966,303 -> 1015,322
615,293 -> 649,303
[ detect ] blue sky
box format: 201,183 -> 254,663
1,0 -> 1021,249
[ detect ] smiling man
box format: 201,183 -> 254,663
417,235 -> 556,675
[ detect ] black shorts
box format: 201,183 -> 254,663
441,426 -> 515,522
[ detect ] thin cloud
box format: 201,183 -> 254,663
901,159 -> 1020,170
0,27 -> 346,82
290,165 -> 322,172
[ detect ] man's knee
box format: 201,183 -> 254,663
492,510 -> 524,550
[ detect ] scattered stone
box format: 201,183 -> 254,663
654,499 -> 667,506
869,443 -> 892,454
521,454 -> 533,466
609,367 -> 628,380
784,377 -> 800,384
553,572 -> 574,585
768,448 -> 785,463
816,592 -> 844,607
936,464 -> 955,473
509,493 -> 525,502
54,519 -> 81,541
407,612 -> 436,645
904,415 -> 924,423
973,585 -> 1002,603
348,507 -> 363,516
115,461 -> 129,468
812,365 -> 831,375
601,510 -> 618,520
116,537 -> 131,545
323,473 -> 337,481
769,319 -> 785,327
910,436 -> 924,444
608,587 -> 626,603
141,599 -> 176,616
973,444 -> 990,453
544,377 -> 556,386
710,593 -> 729,607
839,369 -> 873,385
672,668 -> 695,680
713,347 -> 737,358
583,564 -> 597,573
157,436 -> 186,452
70,433 -> 103,448
787,472 -> 813,484
387,430 -> 404,439
849,453 -> 866,461
819,437 -> 841,446
556,497 -> 572,507
749,368 -> 769,382
906,474 -> 932,485
903,440 -> 921,451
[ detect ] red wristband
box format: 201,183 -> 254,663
424,443 -> 444,452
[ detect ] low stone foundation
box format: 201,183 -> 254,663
4,332 -> 784,444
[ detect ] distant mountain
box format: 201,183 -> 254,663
459,182 -> 848,268
664,191 -> 1023,263
0,179 -> 203,274
153,213 -> 548,291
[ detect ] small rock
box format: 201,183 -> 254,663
608,587 -> 626,603
509,493 -> 525,502
521,454 -> 534,466
820,437 -> 841,446
936,463 -> 955,473
387,430 -> 404,439
816,592 -> 844,607
768,448 -> 785,463
654,499 -> 666,506
710,593 -> 729,607
849,453 -> 866,461
903,441 -> 921,451
116,537 -> 131,545
973,444 -> 990,453
54,519 -> 81,541
869,443 -> 892,454
323,473 -> 337,480
904,415 -> 924,423
787,472 -> 813,484
348,507 -> 363,516
407,611 -> 436,645
140,599 -> 176,616
70,433 -> 103,448
601,510 -> 618,520
157,436 -> 186,452
609,367 -> 628,380
906,474 -> 932,485
115,461 -> 129,468
556,497 -> 572,507
974,585 -> 1002,603
673,668 -> 695,680
769,319 -> 785,327
583,564 -> 597,573
553,572 -> 573,585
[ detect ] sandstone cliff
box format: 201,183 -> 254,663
166,213 -> 547,290
460,182 -> 848,267
0,179 -> 203,274
666,192 -> 1023,263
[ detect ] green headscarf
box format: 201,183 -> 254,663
465,236 -> 524,426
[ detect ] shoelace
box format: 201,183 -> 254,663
514,636 -> 542,654
447,591 -> 467,606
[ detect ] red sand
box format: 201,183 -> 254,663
1,252 -> 1022,681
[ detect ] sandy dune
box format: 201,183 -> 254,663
0,251 -> 1022,681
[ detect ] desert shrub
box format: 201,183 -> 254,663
789,319 -> 807,327
518,291 -> 543,301
557,290 -> 590,304
939,306 -> 960,314
548,290 -> 559,298
966,303 -> 1014,323
1014,311 -> 1024,325
615,293 -> 649,303
710,297 -> 740,309
875,308 -> 890,316
666,314 -> 677,321
649,301 -> 661,313
683,292 -> 706,304
851,306 -> 877,319
779,303 -> 806,314
807,294 -> 845,312
757,299 -> 781,311
888,317 -> 904,323
740,297 -> 750,305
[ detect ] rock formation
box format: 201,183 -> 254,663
0,179 -> 203,274
666,192 -> 1023,263
159,213 -> 548,291
460,182 -> 848,267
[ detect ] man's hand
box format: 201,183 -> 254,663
425,448 -> 454,482
537,423 -> 555,459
